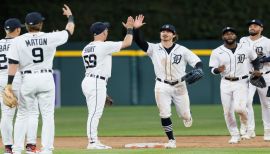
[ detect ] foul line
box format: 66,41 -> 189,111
55,49 -> 212,57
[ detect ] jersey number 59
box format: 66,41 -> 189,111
83,54 -> 97,68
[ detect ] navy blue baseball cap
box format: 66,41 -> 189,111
90,22 -> 110,36
222,26 -> 237,35
25,12 -> 45,25
160,24 -> 176,34
247,19 -> 263,27
4,18 -> 24,30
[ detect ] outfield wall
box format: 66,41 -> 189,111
54,41 -> 260,106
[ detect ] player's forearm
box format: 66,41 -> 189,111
133,28 -> 148,52
210,67 -> 221,75
195,62 -> 203,70
251,57 -> 260,71
7,64 -> 18,84
121,28 -> 133,49
65,15 -> 75,35
260,56 -> 270,63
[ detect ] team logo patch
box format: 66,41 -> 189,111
172,54 -> 182,64
237,54 -> 245,63
255,46 -> 263,56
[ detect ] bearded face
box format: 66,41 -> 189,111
222,31 -> 237,45
249,24 -> 263,36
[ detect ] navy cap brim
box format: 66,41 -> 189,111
103,22 -> 110,28
222,29 -> 236,35
160,28 -> 176,34
247,21 -> 263,27
222,26 -> 237,35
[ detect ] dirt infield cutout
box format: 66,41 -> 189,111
49,136 -> 270,149
1,136 -> 269,149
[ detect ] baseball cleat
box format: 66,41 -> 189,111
241,134 -> 251,140
264,136 -> 270,142
87,141 -> 112,149
244,130 -> 256,139
4,145 -> 13,154
228,135 -> 240,144
165,139 -> 176,148
240,124 -> 247,136
247,130 -> 256,138
25,144 -> 40,154
264,129 -> 270,141
183,117 -> 193,127
250,131 -> 256,138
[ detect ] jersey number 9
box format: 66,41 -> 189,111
83,54 -> 97,68
32,48 -> 44,63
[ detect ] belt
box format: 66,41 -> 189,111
21,69 -> 52,74
224,75 -> 248,81
156,78 -> 179,86
249,71 -> 270,74
86,74 -> 106,80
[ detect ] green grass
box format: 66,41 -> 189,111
2,105 -> 269,153
53,105 -> 264,137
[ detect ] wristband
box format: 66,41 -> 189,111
127,28 -> 133,35
8,75 -> 14,84
68,15 -> 74,23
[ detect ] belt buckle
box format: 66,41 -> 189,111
33,70 -> 39,73
229,78 -> 233,81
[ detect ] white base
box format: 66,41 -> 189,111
124,142 -> 165,148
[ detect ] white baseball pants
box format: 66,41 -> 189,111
12,73 -> 55,154
220,78 -> 248,136
82,77 -> 107,143
154,81 -> 191,120
0,77 -> 38,147
247,74 -> 270,132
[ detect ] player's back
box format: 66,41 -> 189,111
0,38 -> 22,89
0,38 -> 12,76
82,41 -> 122,78
9,30 -> 68,71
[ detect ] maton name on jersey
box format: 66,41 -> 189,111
25,38 -> 47,47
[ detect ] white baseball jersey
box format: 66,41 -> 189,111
240,36 -> 270,134
240,36 -> 270,72
82,41 -> 122,78
0,38 -> 21,90
147,43 -> 201,81
8,30 -> 69,153
7,30 -> 69,71
209,44 -> 257,77
0,38 -> 11,75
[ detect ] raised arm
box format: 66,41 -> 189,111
133,14 -> 148,52
62,4 -> 75,35
121,16 -> 134,49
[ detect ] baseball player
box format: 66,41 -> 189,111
81,16 -> 134,150
6,4 -> 75,154
239,19 -> 270,141
133,15 -> 203,148
0,18 -> 39,154
209,27 -> 260,144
